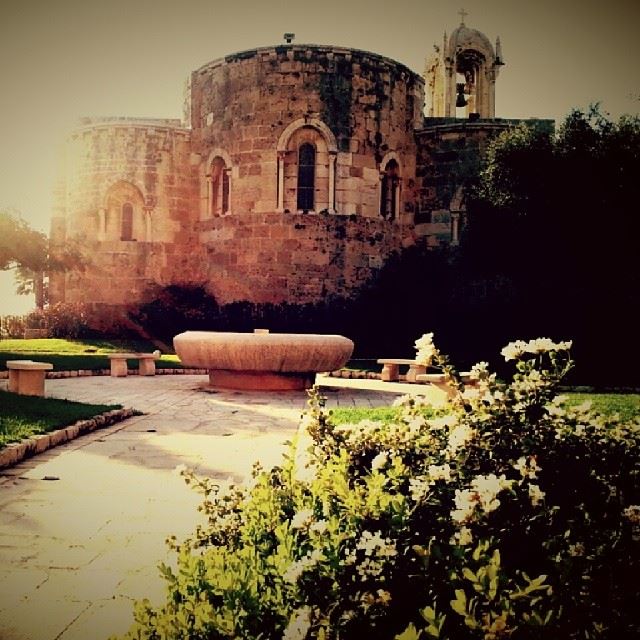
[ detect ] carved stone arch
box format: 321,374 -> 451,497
204,148 -> 233,216
276,117 -> 338,154
276,118 -> 337,213
101,180 -> 149,242
379,152 -> 402,221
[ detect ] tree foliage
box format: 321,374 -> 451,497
0,209 -> 83,307
460,106 -> 640,385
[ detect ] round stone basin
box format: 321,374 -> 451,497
173,331 -> 354,390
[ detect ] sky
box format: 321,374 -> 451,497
0,0 -> 639,313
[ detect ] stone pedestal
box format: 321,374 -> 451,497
174,331 -> 354,392
208,369 -> 315,391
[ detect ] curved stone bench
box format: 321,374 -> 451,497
173,330 -> 354,391
7,360 -> 53,396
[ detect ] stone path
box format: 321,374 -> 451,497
0,374 -> 429,640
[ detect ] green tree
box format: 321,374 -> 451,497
0,209 -> 83,309
463,106 -> 640,384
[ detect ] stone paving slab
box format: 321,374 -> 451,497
0,374 -> 431,639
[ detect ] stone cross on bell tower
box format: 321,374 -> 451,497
458,8 -> 468,25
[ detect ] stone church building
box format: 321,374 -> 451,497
50,18 -> 539,321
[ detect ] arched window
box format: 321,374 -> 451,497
103,181 -> 146,241
210,157 -> 230,216
380,159 -> 400,220
297,143 -> 315,212
121,203 -> 134,240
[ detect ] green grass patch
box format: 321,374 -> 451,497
330,404 -> 436,426
0,338 -> 183,371
0,389 -> 121,448
331,393 -> 640,426
566,393 -> 640,421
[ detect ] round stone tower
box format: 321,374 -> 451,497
190,44 -> 424,219
50,44 -> 426,318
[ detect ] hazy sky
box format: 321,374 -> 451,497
1,0 -> 638,312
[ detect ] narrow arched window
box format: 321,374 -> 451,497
380,159 -> 399,220
121,203 -> 133,240
210,157 -> 229,216
221,170 -> 229,214
297,143 -> 315,212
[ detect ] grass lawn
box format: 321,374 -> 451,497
565,393 -> 640,422
0,389 -> 121,448
331,393 -> 640,425
0,338 -> 182,371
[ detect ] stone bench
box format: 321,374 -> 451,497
377,358 -> 427,383
416,371 -> 476,398
7,360 -> 53,396
107,351 -> 160,377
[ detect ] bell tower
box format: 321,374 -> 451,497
425,10 -> 504,118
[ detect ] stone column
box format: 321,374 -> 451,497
451,211 -> 460,245
206,176 -> 213,217
328,151 -> 337,213
223,168 -> 232,215
276,151 -> 286,212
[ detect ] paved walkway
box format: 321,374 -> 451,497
0,374 -> 430,640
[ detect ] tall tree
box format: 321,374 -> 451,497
463,106 -> 640,384
0,209 -> 82,309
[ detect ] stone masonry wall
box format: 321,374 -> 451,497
49,120 -> 198,308
190,45 -> 424,220
196,213 -> 416,304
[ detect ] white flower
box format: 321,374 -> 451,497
452,489 -> 478,523
427,463 -> 452,483
447,423 -> 475,451
290,509 -> 314,529
623,505 -> 640,524
528,484 -> 545,506
409,476 -> 430,502
371,451 -> 389,472
428,414 -> 457,430
452,526 -> 473,546
469,362 -> 489,378
513,456 -> 540,479
282,606 -> 312,640
283,549 -> 324,584
173,464 -> 188,476
414,332 -> 436,365
503,338 -> 572,361
309,519 -> 328,535
392,394 -> 412,407
501,340 -> 527,361
525,338 -> 557,354
471,473 -> 513,513
452,474 -> 513,523
347,531 -> 397,580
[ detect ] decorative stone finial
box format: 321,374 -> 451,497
495,36 -> 504,65
458,8 -> 468,25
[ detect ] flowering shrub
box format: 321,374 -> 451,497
116,337 -> 640,640
26,302 -> 91,338
0,314 -> 27,338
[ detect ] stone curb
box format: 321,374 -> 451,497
328,369 -> 383,380
0,368 -> 208,380
0,408 -> 138,470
